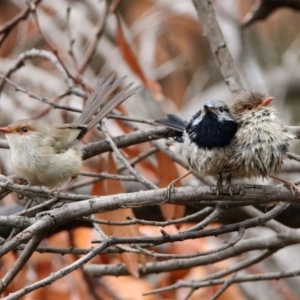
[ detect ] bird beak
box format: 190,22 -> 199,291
0,127 -> 12,134
204,105 -> 213,112
260,97 -> 273,107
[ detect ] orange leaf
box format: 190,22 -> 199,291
93,152 -> 146,277
102,275 -> 155,300
116,14 -> 146,82
144,78 -> 163,100
116,14 -> 162,98
156,151 -> 185,220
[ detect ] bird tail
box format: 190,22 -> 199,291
155,114 -> 187,143
68,75 -> 138,147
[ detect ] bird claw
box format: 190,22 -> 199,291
215,183 -> 222,197
215,182 -> 235,196
226,176 -> 233,197
227,185 -> 233,197
269,175 -> 300,199
227,184 -> 241,197
215,172 -> 225,197
283,182 -> 300,199
49,187 -> 58,197
12,178 -> 28,185
166,182 -> 176,200
166,171 -> 192,199
12,178 -> 29,200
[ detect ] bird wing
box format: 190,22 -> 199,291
155,114 -> 187,132
155,114 -> 187,143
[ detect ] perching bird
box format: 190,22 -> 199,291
156,100 -> 238,192
0,76 -> 136,189
225,91 -> 297,192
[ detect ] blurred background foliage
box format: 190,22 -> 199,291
1,0 -> 300,117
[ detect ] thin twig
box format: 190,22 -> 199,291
100,120 -> 158,190
2,241 -> 111,300
131,227 -> 244,260
0,233 -> 44,294
80,171 -> 137,181
186,203 -> 225,232
81,207 -> 214,227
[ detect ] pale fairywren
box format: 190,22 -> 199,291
0,76 -> 136,189
226,92 -> 298,193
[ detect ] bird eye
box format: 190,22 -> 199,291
219,107 -> 224,112
21,127 -> 28,132
247,105 -> 252,110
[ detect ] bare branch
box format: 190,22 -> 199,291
191,0 -> 245,96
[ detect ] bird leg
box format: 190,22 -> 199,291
216,173 -> 223,197
167,171 -> 191,199
269,174 -> 300,198
12,178 -> 29,200
61,176 -> 77,193
226,174 -> 233,197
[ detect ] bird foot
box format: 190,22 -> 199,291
270,175 -> 300,199
166,182 -> 176,199
215,183 -> 223,197
283,182 -> 300,199
49,187 -> 58,196
12,178 -> 28,185
226,184 -> 241,196
12,178 -> 29,200
216,182 -> 237,196
166,171 -> 192,199
226,176 -> 233,197
227,184 -> 233,197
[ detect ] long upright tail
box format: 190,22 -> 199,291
67,76 -> 138,146
155,114 -> 187,143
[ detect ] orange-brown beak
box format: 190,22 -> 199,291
260,97 -> 273,107
0,127 -> 12,134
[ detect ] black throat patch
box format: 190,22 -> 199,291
186,112 -> 238,149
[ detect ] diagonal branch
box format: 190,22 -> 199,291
191,0 -> 245,96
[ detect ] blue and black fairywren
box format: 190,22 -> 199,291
156,100 -> 238,193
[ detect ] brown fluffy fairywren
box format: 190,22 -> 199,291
226,91 -> 297,192
0,77 -> 136,189
156,100 -> 238,191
